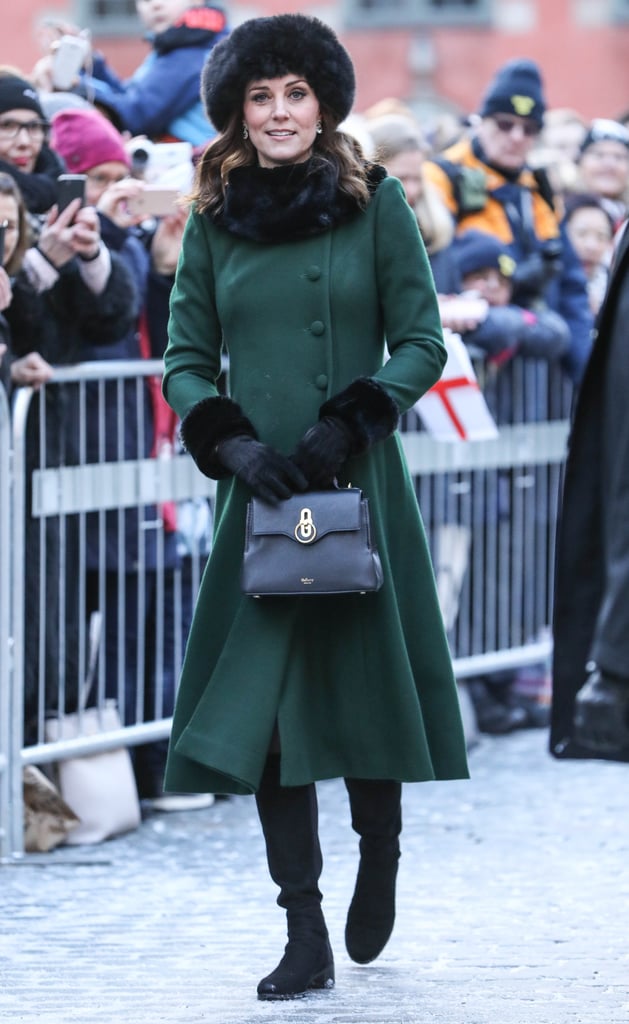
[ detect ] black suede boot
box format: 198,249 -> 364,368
255,756 -> 334,1000
344,778 -> 402,964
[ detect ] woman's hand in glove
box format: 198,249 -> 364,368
216,435 -> 308,505
291,416 -> 353,488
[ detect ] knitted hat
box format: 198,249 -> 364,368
50,108 -> 130,173
453,230 -> 517,279
0,74 -> 45,119
579,118 -> 629,155
202,14 -> 356,132
478,59 -> 546,127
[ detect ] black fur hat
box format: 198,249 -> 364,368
202,13 -> 356,132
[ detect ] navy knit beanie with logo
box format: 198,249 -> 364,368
0,74 -> 45,120
478,59 -> 546,127
453,230 -> 517,280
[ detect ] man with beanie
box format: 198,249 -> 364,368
0,72 -> 65,214
424,58 -> 593,386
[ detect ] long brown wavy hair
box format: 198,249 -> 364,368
190,106 -> 371,216
0,172 -> 29,275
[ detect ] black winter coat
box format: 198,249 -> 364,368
551,224 -> 629,761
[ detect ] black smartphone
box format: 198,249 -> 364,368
0,220 -> 6,266
56,173 -> 87,215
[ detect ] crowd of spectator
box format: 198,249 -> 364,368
2,13 -> 627,801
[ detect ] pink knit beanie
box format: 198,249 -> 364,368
50,107 -> 131,173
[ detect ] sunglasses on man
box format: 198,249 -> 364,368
491,115 -> 540,138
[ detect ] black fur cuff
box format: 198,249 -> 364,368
319,377 -> 399,455
180,396 -> 258,479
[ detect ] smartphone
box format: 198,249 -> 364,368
0,221 -> 6,266
52,34 -> 91,91
127,186 -> 180,218
56,174 -> 87,215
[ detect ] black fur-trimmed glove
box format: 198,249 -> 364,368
179,395 -> 307,504
217,435 -> 307,505
291,377 -> 399,487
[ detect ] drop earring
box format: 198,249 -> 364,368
242,123 -> 249,140
315,119 -> 323,135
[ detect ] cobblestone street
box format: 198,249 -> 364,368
1,728 -> 628,1024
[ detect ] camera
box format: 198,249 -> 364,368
129,139 -> 154,175
128,141 -> 193,190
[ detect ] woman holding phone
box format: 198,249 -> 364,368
0,72 -> 65,215
0,165 -> 138,745
0,172 -> 52,389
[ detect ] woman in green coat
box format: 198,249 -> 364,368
163,13 -> 469,1002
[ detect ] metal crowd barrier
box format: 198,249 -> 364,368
0,356 -> 573,862
0,383 -> 12,862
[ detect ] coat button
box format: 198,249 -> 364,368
310,320 -> 325,336
315,374 -> 328,390
306,265 -> 321,281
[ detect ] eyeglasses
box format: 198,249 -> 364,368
0,119 -> 50,141
86,171 -> 130,188
491,115 -> 540,139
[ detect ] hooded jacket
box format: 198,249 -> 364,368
81,5 -> 228,144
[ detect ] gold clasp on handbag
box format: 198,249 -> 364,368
295,507 -> 317,544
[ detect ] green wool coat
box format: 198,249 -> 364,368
163,175 -> 469,795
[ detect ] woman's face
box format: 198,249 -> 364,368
242,75 -> 320,169
579,140 -> 629,200
0,193 -> 20,268
0,107 -> 46,174
565,206 -> 613,275
384,150 -> 425,208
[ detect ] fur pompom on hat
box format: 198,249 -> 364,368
479,58 -> 546,127
202,13 -> 356,132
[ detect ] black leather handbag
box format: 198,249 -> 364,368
241,487 -> 384,597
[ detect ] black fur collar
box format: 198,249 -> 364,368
212,159 -> 387,244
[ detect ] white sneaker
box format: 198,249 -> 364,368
145,793 -> 215,812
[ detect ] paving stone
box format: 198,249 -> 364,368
1,729 -> 627,1023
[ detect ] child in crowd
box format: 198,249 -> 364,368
31,1 -> 228,146
444,229 -> 570,424
562,193 -> 615,315
443,230 -> 570,735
